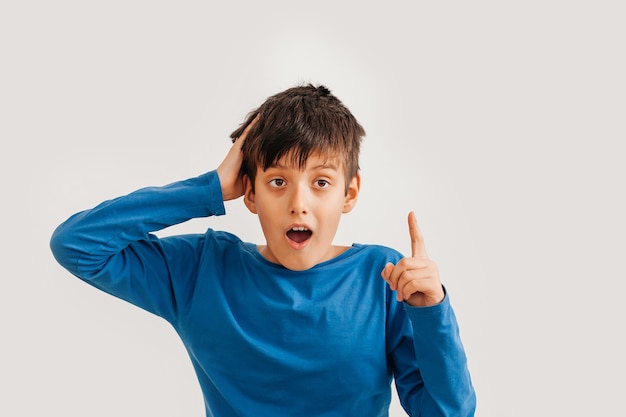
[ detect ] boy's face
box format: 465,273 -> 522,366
243,152 -> 360,271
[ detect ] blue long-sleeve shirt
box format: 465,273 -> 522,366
50,170 -> 475,416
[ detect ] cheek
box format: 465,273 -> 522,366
253,193 -> 277,214
319,202 -> 344,228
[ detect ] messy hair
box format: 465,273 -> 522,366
230,84 -> 365,194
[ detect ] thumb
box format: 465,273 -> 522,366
381,262 -> 393,282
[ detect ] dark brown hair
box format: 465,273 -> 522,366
230,84 -> 365,194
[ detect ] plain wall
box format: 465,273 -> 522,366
2,1 -> 625,415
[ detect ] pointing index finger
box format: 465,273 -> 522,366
409,211 -> 428,258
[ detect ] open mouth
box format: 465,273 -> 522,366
286,226 -> 313,244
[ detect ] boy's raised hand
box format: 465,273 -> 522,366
381,212 -> 445,307
217,117 -> 258,201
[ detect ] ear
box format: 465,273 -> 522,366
243,175 -> 257,214
342,173 -> 361,213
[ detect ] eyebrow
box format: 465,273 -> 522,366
311,162 -> 338,170
269,161 -> 339,171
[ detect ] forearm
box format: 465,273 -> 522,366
50,170 -> 225,279
403,294 -> 476,416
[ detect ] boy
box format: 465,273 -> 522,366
50,84 -> 475,416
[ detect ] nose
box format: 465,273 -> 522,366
289,183 -> 309,215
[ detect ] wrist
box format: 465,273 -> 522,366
406,286 -> 445,307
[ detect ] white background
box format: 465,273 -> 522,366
2,1 -> 625,416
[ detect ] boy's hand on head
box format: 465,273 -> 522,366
217,116 -> 258,201
381,212 -> 445,307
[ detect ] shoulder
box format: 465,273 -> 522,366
158,229 -> 258,276
198,229 -> 253,255
159,229 -> 248,259
352,243 -> 403,257
205,228 -> 243,244
342,243 -> 404,266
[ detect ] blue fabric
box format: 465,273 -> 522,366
50,170 -> 475,416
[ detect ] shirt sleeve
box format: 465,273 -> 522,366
388,291 -> 476,416
49,170 -> 226,323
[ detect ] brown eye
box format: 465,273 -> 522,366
315,180 -> 330,188
269,179 -> 285,187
